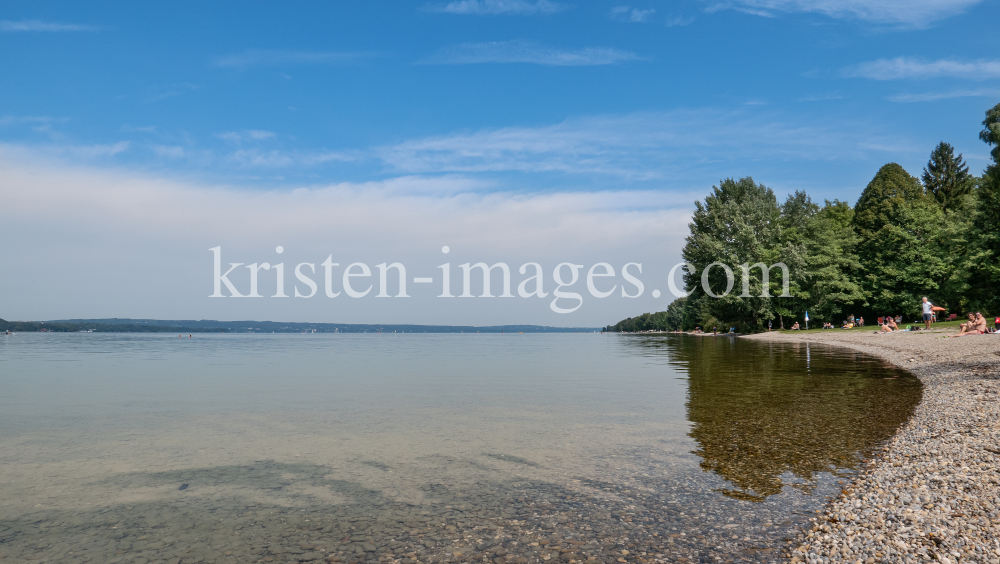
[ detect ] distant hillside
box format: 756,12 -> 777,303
0,317 -> 225,333
20,318 -> 599,333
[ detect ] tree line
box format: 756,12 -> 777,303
0,318 -> 226,333
607,102 -> 1000,333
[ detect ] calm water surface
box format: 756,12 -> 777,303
0,333 -> 920,564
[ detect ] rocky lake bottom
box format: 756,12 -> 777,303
0,334 -> 922,563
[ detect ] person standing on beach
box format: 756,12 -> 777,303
921,297 -> 933,330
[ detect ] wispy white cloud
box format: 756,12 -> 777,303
225,149 -> 356,168
0,115 -> 71,139
374,110 -> 901,178
42,109 -> 906,178
214,131 -> 356,167
0,20 -> 99,32
844,57 -> 1000,80
422,0 -> 567,15
65,142 -> 131,158
887,88 -> 1000,102
419,40 -> 643,66
217,130 -> 277,144
704,0 -> 985,27
610,6 -> 656,22
796,93 -> 845,102
214,49 -> 377,69
121,125 -> 158,133
0,115 -> 68,127
665,15 -> 696,26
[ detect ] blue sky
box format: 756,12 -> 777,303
1,0 -> 999,324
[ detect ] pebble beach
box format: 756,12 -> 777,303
745,328 -> 1000,563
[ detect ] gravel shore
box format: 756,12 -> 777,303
744,329 -> 1000,564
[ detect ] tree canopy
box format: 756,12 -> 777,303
607,101 -> 1000,333
981,102 -> 1000,163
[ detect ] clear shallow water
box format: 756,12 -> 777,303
0,333 -> 920,564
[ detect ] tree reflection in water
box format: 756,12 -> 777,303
623,335 -> 921,501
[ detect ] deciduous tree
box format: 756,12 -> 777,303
682,177 -> 797,332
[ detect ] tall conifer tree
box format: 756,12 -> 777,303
922,142 -> 973,211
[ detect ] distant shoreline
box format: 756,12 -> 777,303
1,317 -> 601,334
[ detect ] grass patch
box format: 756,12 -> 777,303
774,319 -> 969,333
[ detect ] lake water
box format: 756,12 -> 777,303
0,333 -> 920,564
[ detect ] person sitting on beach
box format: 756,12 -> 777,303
949,313 -> 987,337
880,318 -> 898,332
841,320 -> 854,329
858,317 -> 865,327
790,322 -> 800,330
959,312 -> 975,332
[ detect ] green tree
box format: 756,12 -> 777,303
967,172 -> 1000,313
853,163 -> 924,238
967,102 -> 1000,312
773,191 -> 818,325
682,177 -> 798,332
779,190 -> 819,241
922,142 -> 974,211
663,297 -> 688,331
981,102 -> 1000,163
854,163 -> 947,316
799,200 -> 866,323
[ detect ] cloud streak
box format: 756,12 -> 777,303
4,109 -> 912,183
146,83 -> 200,104
224,148 -> 356,168
796,93 -> 845,102
705,0 -> 985,27
610,6 -> 656,22
419,40 -> 643,66
0,115 -> 69,127
422,0 -> 567,15
665,15 -> 696,26
887,88 -> 1000,102
214,49 -> 378,69
217,130 -> 277,144
0,20 -> 99,32
60,142 -> 131,158
374,110 -> 903,178
844,57 -> 1000,80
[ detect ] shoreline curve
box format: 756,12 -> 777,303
742,329 -> 1000,563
